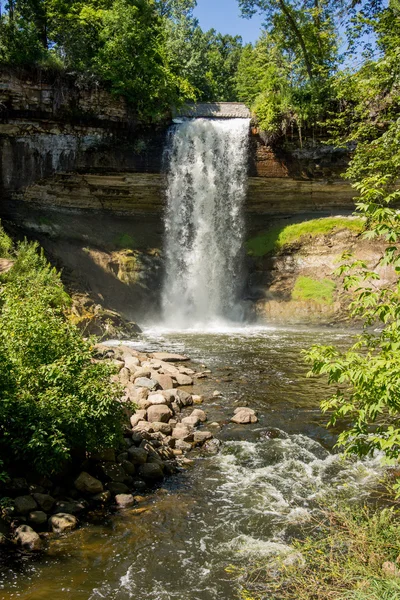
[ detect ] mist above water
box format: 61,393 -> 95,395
162,118 -> 250,329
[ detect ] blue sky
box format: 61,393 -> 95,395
193,0 -> 264,44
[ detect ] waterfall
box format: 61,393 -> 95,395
163,119 -> 250,328
162,118 -> 250,328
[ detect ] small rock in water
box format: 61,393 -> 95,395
213,390 -> 222,397
192,395 -> 204,404
191,408 -> 207,422
231,407 -> 258,424
181,416 -> 200,427
115,494 -> 135,509
175,374 -> 193,386
49,513 -> 78,534
14,525 -> 43,552
28,511 -> 48,527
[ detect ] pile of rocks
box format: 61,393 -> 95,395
3,346 -> 218,552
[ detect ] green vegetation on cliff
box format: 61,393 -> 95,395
246,217 -> 364,257
292,276 -> 336,305
0,226 -> 126,476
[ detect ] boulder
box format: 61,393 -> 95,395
134,377 -> 159,391
14,525 -> 43,551
131,369 -> 151,381
192,395 -> 204,404
231,409 -> 258,424
128,447 -> 148,465
147,393 -> 169,406
147,404 -> 173,423
115,494 -> 135,509
191,409 -> 207,422
28,511 -> 48,527
32,493 -> 55,512
124,356 -> 140,371
177,390 -> 193,406
137,398 -> 152,410
234,406 -> 256,415
175,440 -> 192,451
14,495 -> 38,515
181,416 -> 200,427
130,410 -> 147,427
74,472 -> 103,495
121,460 -> 136,476
119,367 -> 131,385
99,463 -> 126,483
193,431 -> 213,444
154,374 -> 174,390
152,353 -> 189,362
172,424 -> 194,442
49,513 -> 78,534
138,463 -> 164,481
106,482 -> 130,495
175,374 -> 193,386
151,422 -> 172,435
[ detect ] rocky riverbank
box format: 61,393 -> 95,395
0,343 -> 259,554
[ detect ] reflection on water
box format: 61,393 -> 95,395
0,327 -> 381,600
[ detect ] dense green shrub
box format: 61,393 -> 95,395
0,236 -> 125,476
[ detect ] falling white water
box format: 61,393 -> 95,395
162,118 -> 250,328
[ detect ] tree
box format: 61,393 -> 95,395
305,2 -> 400,467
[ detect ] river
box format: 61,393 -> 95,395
0,326 -> 382,600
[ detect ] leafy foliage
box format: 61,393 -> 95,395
0,233 -> 125,475
304,3 -> 400,466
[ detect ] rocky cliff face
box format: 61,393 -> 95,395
0,69 -> 362,325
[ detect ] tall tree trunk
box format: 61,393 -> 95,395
277,0 -> 314,80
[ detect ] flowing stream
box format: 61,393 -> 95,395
162,118 -> 250,328
0,328 -> 382,600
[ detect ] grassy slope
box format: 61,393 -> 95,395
246,217 -> 364,257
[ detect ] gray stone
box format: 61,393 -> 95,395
147,404 -> 173,423
117,451 -> 129,463
33,493 -> 55,512
233,406 -> 256,415
49,513 -> 78,533
203,439 -> 221,453
132,478 -> 147,492
192,395 -> 204,404
127,446 -> 148,465
28,511 -> 48,527
14,495 -> 38,515
134,377 -> 159,391
107,482 -> 130,495
14,525 -> 43,551
213,390 -> 222,397
74,472 -> 103,495
138,463 -> 164,481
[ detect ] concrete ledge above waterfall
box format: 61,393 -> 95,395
174,103 -> 251,119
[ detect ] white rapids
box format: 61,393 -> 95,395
162,118 -> 250,329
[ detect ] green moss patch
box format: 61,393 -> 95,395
292,276 -> 336,305
246,217 -> 364,257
